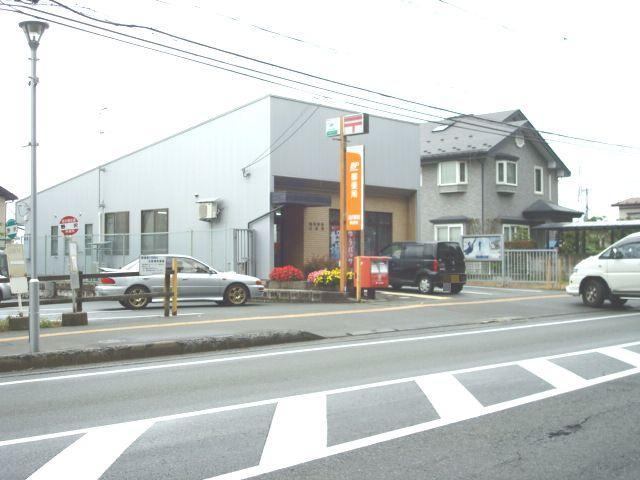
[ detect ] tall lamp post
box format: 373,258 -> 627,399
19,20 -> 49,353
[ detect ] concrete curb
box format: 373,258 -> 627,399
0,330 -> 323,373
258,289 -> 353,303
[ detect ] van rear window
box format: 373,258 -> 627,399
437,242 -> 464,261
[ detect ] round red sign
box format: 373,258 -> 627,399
59,215 -> 80,236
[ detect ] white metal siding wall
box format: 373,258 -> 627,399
269,97 -> 420,191
21,97 -> 272,275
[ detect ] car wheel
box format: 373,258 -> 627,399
450,284 -> 463,294
417,276 -> 434,294
125,285 -> 150,310
609,295 -> 628,307
224,284 -> 249,306
581,279 -> 606,307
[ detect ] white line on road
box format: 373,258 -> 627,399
464,286 -> 544,293
415,373 -> 483,420
377,290 -> 448,300
26,420 -> 153,480
1,312 -> 638,388
3,340 -> 640,451
598,346 -> 640,368
259,394 -> 327,469
461,290 -> 493,296
519,358 -> 587,390
87,312 -> 203,321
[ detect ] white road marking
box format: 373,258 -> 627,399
415,373 -> 483,420
259,394 -> 327,469
88,312 -> 203,321
598,346 -> 640,368
519,358 -> 587,390
1,312 -> 638,388
461,290 -> 493,296
3,340 -> 640,451
377,290 -> 448,300
464,286 -> 544,293
26,420 -> 152,480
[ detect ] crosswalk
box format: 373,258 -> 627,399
2,341 -> 640,480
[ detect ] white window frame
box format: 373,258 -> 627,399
502,224 -> 530,242
534,166 -> 544,195
496,160 -> 518,186
438,161 -> 468,186
434,223 -> 464,242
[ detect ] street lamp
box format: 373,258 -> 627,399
19,20 -> 49,353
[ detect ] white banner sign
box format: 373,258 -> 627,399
462,235 -> 503,261
139,255 -> 167,276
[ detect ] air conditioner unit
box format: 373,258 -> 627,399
197,199 -> 221,222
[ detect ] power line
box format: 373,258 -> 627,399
15,0 -> 638,150
242,105 -> 320,174
3,2 -> 638,157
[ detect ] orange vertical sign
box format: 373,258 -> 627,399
346,145 -> 364,231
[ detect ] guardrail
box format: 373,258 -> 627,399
0,270 -> 178,317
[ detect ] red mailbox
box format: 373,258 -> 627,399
355,256 -> 390,289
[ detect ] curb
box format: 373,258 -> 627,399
0,330 -> 323,373
257,289 -> 354,303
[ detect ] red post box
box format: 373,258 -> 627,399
355,256 -> 390,290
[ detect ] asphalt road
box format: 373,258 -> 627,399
1,296 -> 640,479
3,285 -> 635,355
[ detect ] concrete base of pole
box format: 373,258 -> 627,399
29,279 -> 40,353
61,312 -> 88,326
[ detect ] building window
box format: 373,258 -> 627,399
50,226 -> 58,256
438,161 -> 467,186
503,224 -> 530,242
534,167 -> 544,194
497,161 -> 517,186
141,209 -> 169,254
105,211 -> 129,255
84,224 -> 93,250
434,224 -> 463,243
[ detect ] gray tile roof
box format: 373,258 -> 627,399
523,199 -> 582,219
0,186 -> 17,201
612,197 -> 640,207
420,110 -> 571,176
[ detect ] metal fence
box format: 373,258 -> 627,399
466,249 -> 559,286
20,228 -> 254,276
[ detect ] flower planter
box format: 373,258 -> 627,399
267,280 -> 309,290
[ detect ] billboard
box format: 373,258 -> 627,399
462,235 -> 503,261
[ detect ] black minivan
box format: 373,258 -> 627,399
379,242 -> 467,294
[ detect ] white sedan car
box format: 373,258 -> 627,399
96,254 -> 264,309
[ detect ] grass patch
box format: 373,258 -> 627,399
0,316 -> 62,332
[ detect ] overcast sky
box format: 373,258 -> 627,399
1,0 -> 639,220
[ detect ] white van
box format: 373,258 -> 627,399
567,231 -> 640,307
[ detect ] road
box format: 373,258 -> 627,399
1,289 -> 639,479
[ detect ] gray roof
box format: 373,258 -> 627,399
533,219 -> 640,230
0,186 -> 17,201
421,110 -> 571,177
612,197 -> 640,207
523,199 -> 582,217
430,215 -> 471,224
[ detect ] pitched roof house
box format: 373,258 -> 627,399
419,110 -> 581,245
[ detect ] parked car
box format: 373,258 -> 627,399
379,241 -> 466,294
0,251 -> 12,302
567,232 -> 640,307
95,254 -> 264,309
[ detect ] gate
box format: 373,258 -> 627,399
466,249 -> 558,286
233,228 -> 255,276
